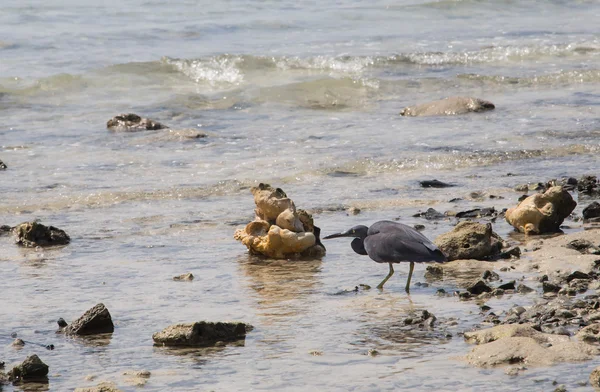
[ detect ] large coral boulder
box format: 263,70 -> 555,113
400,96 -> 495,117
505,186 -> 576,234
106,113 -> 167,132
152,321 -> 252,347
14,221 -> 70,247
234,183 -> 325,259
434,221 -> 503,261
7,354 -> 49,383
64,303 -> 114,335
464,324 -> 598,367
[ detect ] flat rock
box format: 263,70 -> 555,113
14,221 -> 70,247
107,113 -> 167,131
400,96 -> 495,117
152,321 -> 253,347
74,382 -> 123,392
464,324 -> 598,367
434,221 -> 503,261
419,179 -> 454,188
8,354 -> 49,382
64,303 -> 114,336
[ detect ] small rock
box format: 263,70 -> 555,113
347,207 -> 361,215
0,225 -> 11,236
367,349 -> 379,357
482,270 -> 500,282
497,281 -> 516,291
57,318 -> 68,328
425,265 -> 444,279
309,350 -> 323,356
400,96 -> 495,117
14,221 -> 70,247
517,284 -> 535,294
467,280 -> 492,295
566,240 -> 595,253
64,303 -> 114,336
491,288 -> 505,296
554,385 -> 567,392
8,354 -> 49,382
107,113 -> 167,131
419,179 -> 454,188
498,246 -> 521,259
578,175 -> 600,197
0,159 -> 6,170
456,207 -> 496,219
583,202 -> 600,220
543,282 -> 562,293
567,271 -> 591,281
590,366 -> 600,388
12,338 -> 24,347
173,273 -> 194,281
413,208 -> 445,220
413,224 -> 425,231
505,365 -> 527,376
74,381 -> 122,392
152,321 -> 253,347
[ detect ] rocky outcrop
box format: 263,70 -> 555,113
464,324 -> 598,367
7,354 -> 49,383
234,183 -> 325,259
152,321 -> 253,347
63,303 -> 114,335
400,96 -> 495,117
14,221 -> 70,247
434,221 -> 503,260
505,186 -> 576,234
106,113 -> 167,131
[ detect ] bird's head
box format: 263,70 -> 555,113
323,225 -> 369,240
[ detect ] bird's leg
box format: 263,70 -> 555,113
405,261 -> 415,293
376,262 -> 394,289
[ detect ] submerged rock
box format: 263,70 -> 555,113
14,221 -> 70,247
173,273 -> 194,281
419,179 -> 454,188
434,221 -> 503,261
7,354 -> 49,383
400,96 -> 495,117
74,382 -> 122,392
505,186 -> 577,234
152,321 -> 253,347
464,324 -> 598,367
106,113 -> 167,131
234,183 -> 325,259
64,303 -> 114,336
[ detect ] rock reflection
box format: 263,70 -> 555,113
237,255 -> 322,323
66,333 -> 113,348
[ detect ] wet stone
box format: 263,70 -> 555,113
12,338 -> 24,347
566,240 -> 595,253
455,207 -> 496,219
14,221 -> 70,247
0,159 -> 6,169
567,271 -> 592,281
64,303 -> 114,336
106,113 -> 167,131
8,354 -> 49,383
467,280 -> 492,295
517,284 -> 535,294
498,246 -> 522,259
583,202 -> 600,220
152,321 -> 253,347
413,224 -> 425,231
497,281 -> 516,291
482,270 -> 500,282
0,225 -> 11,236
543,282 -> 562,293
173,273 -> 194,281
578,175 -> 600,197
419,179 -> 454,188
413,208 -> 445,220
590,366 -> 600,388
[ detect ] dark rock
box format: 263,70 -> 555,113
458,291 -> 472,300
567,271 -> 591,282
498,246 -> 521,259
482,270 -> 500,282
517,284 -> 535,294
152,321 -> 253,347
14,222 -> 70,247
497,281 -> 516,291
107,113 -> 167,131
64,303 -> 114,335
455,207 -> 496,218
7,354 -> 49,382
467,280 -> 492,295
434,221 -> 503,261
491,288 -> 505,296
0,225 -> 11,236
583,202 -> 600,220
566,240 -> 595,253
419,179 -> 454,188
413,208 -> 445,220
480,305 -> 492,312
413,224 -> 425,231
578,175 -> 600,197
0,159 -> 6,170
57,318 -> 68,328
543,282 -> 561,293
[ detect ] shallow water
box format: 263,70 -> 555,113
1,0 -> 600,390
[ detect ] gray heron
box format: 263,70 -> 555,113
324,220 -> 447,292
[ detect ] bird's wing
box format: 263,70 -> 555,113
365,221 -> 446,263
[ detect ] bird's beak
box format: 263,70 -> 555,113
323,229 -> 353,239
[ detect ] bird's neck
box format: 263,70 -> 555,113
351,238 -> 368,255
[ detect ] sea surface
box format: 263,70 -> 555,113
1,1 -> 600,391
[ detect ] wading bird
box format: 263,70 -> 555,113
323,220 -> 447,292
